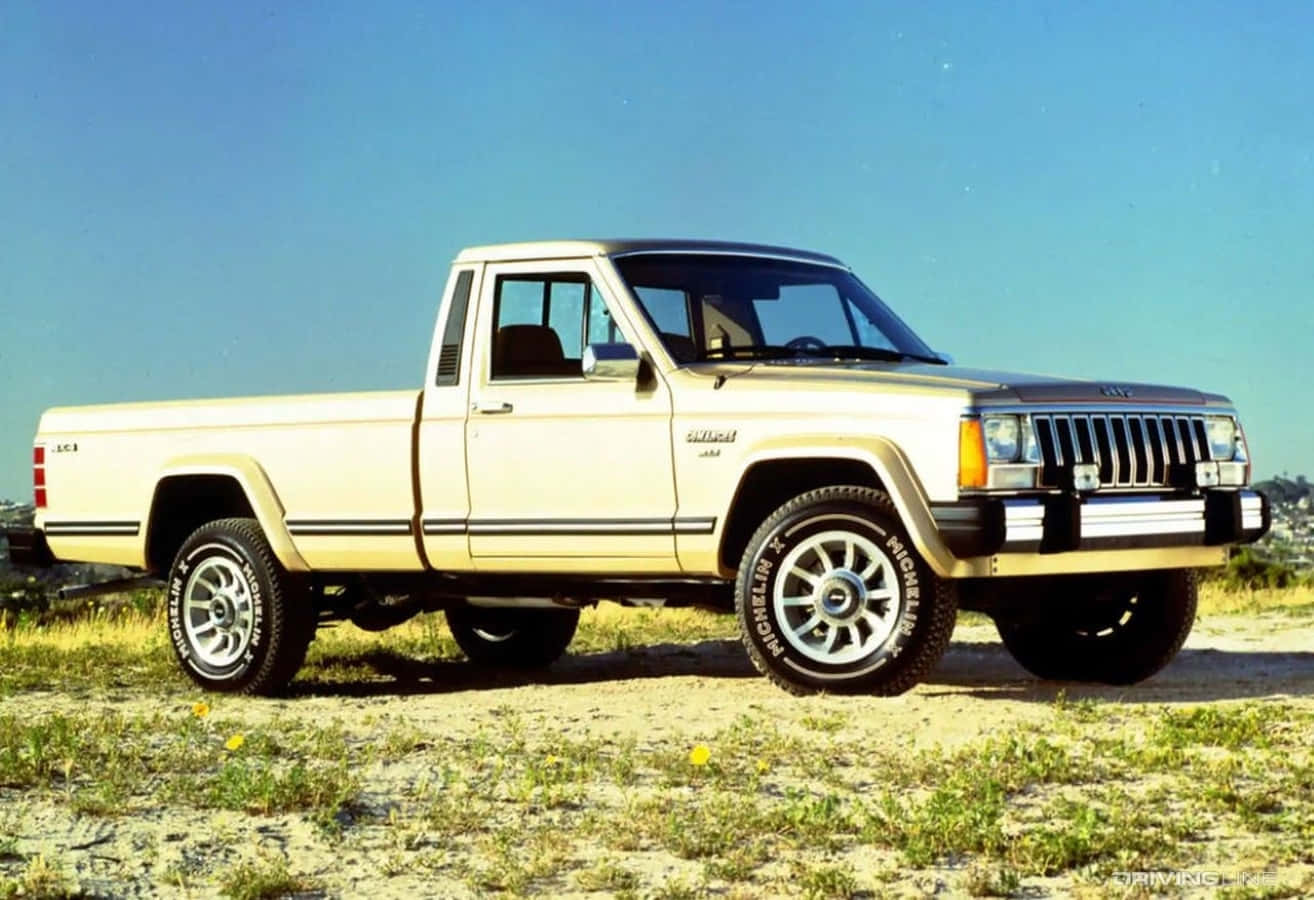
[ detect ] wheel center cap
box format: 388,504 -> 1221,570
211,596 -> 233,626
817,570 -> 865,621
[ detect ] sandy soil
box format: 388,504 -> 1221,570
2,614 -> 1311,898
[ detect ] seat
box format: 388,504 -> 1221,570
493,324 -> 578,377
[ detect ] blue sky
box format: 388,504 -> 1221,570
2,0 -> 1311,499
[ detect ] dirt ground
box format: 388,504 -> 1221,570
2,613 -> 1311,898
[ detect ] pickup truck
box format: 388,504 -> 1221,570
6,239 -> 1269,696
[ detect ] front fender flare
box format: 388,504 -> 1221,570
728,435 -> 960,578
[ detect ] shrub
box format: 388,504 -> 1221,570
1212,547 -> 1306,592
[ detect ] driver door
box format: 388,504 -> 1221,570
464,258 -> 679,571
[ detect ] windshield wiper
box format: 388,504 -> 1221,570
819,345 -> 948,365
697,344 -> 948,365
698,345 -> 798,361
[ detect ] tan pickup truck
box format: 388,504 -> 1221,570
7,239 -> 1269,696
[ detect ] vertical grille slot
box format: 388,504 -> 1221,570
1192,418 -> 1210,462
1035,416 -> 1060,486
1092,417 -> 1115,484
1073,418 -> 1096,468
1161,416 -> 1183,466
1176,417 -> 1198,464
1128,417 -> 1149,486
1145,416 -> 1167,483
1056,418 -> 1078,466
1110,417 -> 1131,484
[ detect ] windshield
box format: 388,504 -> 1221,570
611,253 -> 940,365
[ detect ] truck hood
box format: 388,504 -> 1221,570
698,361 -> 1225,406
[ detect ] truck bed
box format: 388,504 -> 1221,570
36,390 -> 424,571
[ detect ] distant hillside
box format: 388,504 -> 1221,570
0,502 -> 35,571
0,502 -> 35,528
1255,476 -> 1312,505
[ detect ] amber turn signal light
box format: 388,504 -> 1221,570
959,419 -> 988,489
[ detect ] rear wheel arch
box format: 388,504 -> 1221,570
145,465 -> 305,576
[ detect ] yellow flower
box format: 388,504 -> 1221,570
545,755 -> 560,767
688,744 -> 711,767
756,759 -> 770,775
191,701 -> 210,719
224,734 -> 245,752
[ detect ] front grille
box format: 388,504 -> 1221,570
1032,413 -> 1210,489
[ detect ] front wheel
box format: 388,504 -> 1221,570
735,486 -> 957,695
167,518 -> 314,695
445,606 -> 580,668
994,569 -> 1197,684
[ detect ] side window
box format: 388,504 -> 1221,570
586,282 -> 619,345
491,273 -> 608,379
548,282 -> 586,356
497,279 -> 545,327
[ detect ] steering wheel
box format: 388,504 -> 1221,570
785,335 -> 828,355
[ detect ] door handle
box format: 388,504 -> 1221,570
475,401 -> 514,415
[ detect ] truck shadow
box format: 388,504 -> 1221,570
926,641 -> 1314,703
291,640 -> 757,698
291,639 -> 1314,702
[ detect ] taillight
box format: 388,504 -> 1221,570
33,445 -> 46,508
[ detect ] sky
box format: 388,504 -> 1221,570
2,0 -> 1312,499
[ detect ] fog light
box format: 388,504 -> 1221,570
987,466 -> 1039,490
1195,460 -> 1220,487
1217,461 -> 1247,486
1072,463 -> 1100,492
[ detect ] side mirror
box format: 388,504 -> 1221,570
582,343 -> 641,381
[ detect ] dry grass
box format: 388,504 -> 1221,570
1198,581 -> 1314,617
0,584 -> 1311,896
0,582 -> 1308,697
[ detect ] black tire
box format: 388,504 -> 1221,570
445,606 -> 580,668
735,485 -> 957,695
166,518 -> 314,695
994,569 -> 1197,685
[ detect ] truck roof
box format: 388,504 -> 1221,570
454,239 -> 847,267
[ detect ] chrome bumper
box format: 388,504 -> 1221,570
932,490 -> 1269,557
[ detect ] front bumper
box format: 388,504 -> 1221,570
932,490 -> 1269,558
1,526 -> 56,568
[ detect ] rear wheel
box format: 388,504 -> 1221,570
735,486 -> 957,695
994,569 -> 1197,684
445,606 -> 580,668
166,518 -> 314,695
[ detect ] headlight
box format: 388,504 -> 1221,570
983,415 -> 1021,462
1205,416 -> 1237,460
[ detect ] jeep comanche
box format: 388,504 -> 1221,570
5,240 -> 1270,695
